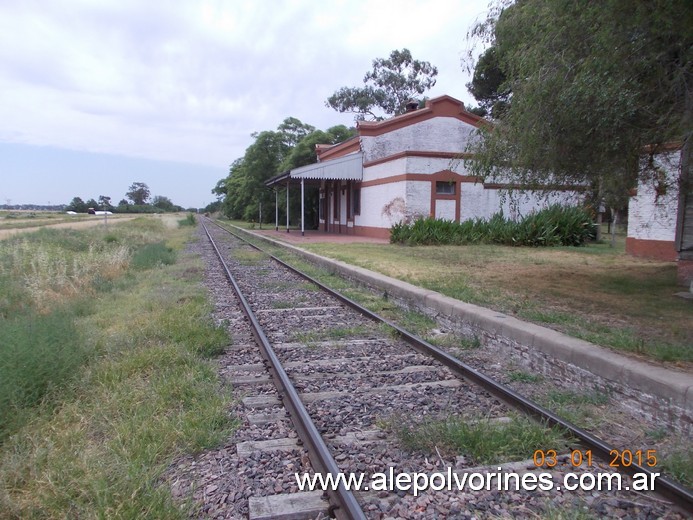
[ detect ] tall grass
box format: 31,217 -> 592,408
1,232 -> 130,314
390,205 -> 595,246
0,309 -> 90,442
0,219 -> 235,518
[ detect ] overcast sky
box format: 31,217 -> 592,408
0,0 -> 490,209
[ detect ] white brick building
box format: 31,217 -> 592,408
267,95 -> 581,239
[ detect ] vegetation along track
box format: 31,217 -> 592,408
179,218 -> 692,519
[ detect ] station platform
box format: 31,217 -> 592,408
252,228 -> 389,245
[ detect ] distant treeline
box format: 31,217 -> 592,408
1,204 -> 66,212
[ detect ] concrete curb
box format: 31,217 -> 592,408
236,226 -> 693,413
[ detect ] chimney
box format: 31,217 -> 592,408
405,99 -> 419,112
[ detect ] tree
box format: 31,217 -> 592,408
219,120 -> 355,225
279,125 -> 357,228
66,197 -> 87,213
152,195 -> 176,212
466,46 -> 510,119
465,0 -> 692,230
98,195 -> 112,210
280,125 -> 355,171
126,182 -> 151,205
326,48 -> 438,121
222,118 -> 312,221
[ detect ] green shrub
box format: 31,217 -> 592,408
178,213 -> 196,227
130,242 -> 177,270
390,205 -> 595,247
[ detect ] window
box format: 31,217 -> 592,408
351,186 -> 361,217
436,181 -> 455,195
333,186 -> 339,219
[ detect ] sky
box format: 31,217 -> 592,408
0,0 -> 491,209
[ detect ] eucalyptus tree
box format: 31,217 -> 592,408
326,48 -> 438,121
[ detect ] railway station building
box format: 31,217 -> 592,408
265,95 -> 580,239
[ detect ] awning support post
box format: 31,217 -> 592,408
274,189 -> 278,231
301,177 -> 305,236
286,182 -> 290,233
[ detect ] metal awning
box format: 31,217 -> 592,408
264,152 -> 363,237
265,152 -> 363,187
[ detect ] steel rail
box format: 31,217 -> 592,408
201,220 -> 366,520
206,218 -> 693,513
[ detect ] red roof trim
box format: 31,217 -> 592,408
316,136 -> 360,161
357,95 -> 485,137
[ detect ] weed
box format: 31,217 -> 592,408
544,389 -> 610,407
508,370 -> 544,383
645,428 -> 668,441
661,448 -> 692,487
458,335 -> 482,350
0,308 -> 90,442
539,501 -> 597,519
389,414 -> 567,464
270,300 -> 295,309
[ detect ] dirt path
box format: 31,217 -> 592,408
0,216 -> 138,240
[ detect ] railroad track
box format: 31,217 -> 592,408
183,218 -> 692,519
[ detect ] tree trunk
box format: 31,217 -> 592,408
610,207 -> 618,248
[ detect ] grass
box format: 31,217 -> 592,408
178,213 -> 196,227
0,211 -> 98,230
660,448 -> 692,487
130,242 -> 177,269
0,308 -> 92,441
537,389 -> 611,425
388,414 -> 568,464
507,370 -> 544,384
295,237 -> 692,365
232,248 -> 267,265
0,217 -> 235,519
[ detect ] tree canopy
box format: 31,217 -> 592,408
326,48 -> 438,121
465,0 -> 692,211
466,46 -> 509,119
126,182 -> 151,205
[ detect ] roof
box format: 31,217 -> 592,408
265,152 -> 363,187
356,95 -> 484,137
317,95 -> 486,162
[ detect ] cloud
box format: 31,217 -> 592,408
0,0 -> 489,170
